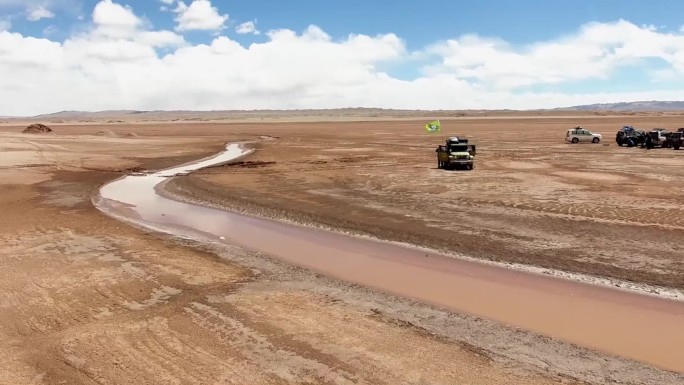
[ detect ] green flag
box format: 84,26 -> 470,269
425,120 -> 441,133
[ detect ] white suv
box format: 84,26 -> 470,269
566,127 -> 602,144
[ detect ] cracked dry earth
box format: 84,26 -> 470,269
1,121 -> 683,385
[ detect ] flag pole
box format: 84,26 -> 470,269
440,119 -> 444,143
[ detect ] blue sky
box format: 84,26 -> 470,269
1,0 -> 684,115
4,0 -> 684,47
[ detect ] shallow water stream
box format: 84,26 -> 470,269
95,143 -> 684,374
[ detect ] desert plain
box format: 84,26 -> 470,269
1,112 -> 684,384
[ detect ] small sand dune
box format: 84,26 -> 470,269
96,129 -> 119,138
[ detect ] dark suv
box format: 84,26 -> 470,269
616,126 -> 646,147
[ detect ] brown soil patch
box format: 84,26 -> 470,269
22,123 -> 53,134
1,121 -> 683,384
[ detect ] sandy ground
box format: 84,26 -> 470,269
1,121 -> 684,385
166,117 -> 684,291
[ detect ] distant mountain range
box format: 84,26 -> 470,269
33,110 -> 145,118
556,100 -> 684,111
3,101 -> 684,121
37,101 -> 684,116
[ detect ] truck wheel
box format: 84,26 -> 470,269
592,137 -> 600,143
627,139 -> 635,147
675,145 -> 680,150
571,138 -> 579,143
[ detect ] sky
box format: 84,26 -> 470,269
2,0 -> 684,116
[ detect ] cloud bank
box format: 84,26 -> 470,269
26,6 -> 55,21
2,0 -> 684,116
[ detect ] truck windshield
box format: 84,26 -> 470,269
450,145 -> 469,152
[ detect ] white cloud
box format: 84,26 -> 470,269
0,18 -> 10,32
26,6 -> 55,21
425,20 -> 684,90
236,20 -> 259,35
62,1 -> 183,66
174,0 -> 227,32
43,25 -> 58,35
92,0 -> 141,38
159,0 -> 174,10
136,30 -> 185,47
2,5 -> 684,116
27,6 -> 55,21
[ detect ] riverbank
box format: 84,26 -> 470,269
159,141 -> 684,375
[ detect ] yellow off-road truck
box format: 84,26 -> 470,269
436,137 -> 476,170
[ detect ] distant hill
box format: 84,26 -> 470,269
26,108 -> 492,122
2,102 -> 683,123
34,110 -> 143,118
558,101 -> 684,111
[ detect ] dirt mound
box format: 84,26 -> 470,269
96,129 -> 119,138
125,132 -> 138,137
22,123 -> 53,134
